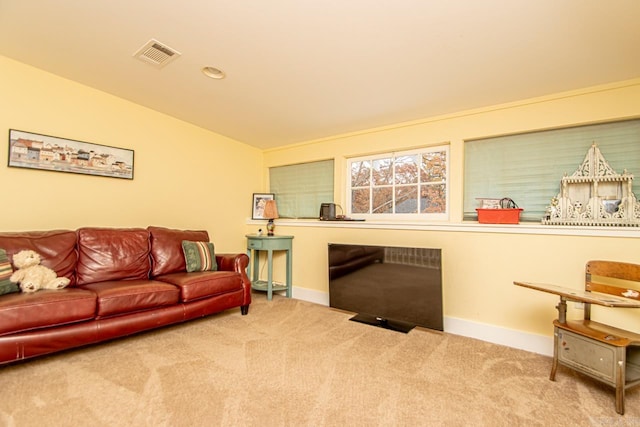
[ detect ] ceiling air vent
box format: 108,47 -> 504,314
133,39 -> 181,68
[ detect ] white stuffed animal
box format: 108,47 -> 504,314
9,250 -> 70,293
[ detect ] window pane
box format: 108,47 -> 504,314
351,188 -> 370,213
396,186 -> 418,213
421,183 -> 447,213
351,160 -> 370,187
372,187 -> 393,213
373,158 -> 393,186
421,151 -> 447,182
394,155 -> 419,184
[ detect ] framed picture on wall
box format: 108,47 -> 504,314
252,193 -> 274,219
8,129 -> 134,179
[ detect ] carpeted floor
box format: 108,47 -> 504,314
1,294 -> 638,426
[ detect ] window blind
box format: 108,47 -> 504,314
270,159 -> 334,218
464,119 -> 640,222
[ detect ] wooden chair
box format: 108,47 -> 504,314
515,260 -> 640,415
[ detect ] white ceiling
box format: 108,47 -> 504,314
1,1 -> 639,149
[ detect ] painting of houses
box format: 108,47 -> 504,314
8,129 -> 134,179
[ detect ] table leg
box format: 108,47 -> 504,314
556,297 -> 567,324
267,249 -> 273,301
286,248 -> 292,298
251,250 -> 260,283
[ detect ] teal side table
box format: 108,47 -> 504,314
246,234 -> 293,300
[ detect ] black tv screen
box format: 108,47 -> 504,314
328,243 -> 443,333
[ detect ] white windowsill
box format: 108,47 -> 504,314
246,218 -> 640,238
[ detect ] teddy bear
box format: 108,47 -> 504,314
9,249 -> 70,293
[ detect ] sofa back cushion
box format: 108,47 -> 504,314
76,227 -> 151,285
148,226 -> 209,277
0,230 -> 77,286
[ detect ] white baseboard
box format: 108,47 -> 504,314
444,316 -> 553,356
292,286 -> 330,306
291,287 -> 553,357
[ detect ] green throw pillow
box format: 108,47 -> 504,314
0,248 -> 19,295
181,241 -> 217,273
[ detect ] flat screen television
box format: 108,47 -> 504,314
328,243 -> 443,333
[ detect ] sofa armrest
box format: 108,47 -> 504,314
216,253 -> 251,308
216,253 -> 249,273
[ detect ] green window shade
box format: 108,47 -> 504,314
464,119 -> 640,222
270,159 -> 334,218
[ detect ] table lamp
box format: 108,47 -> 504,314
263,199 -> 279,236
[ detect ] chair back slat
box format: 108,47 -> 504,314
586,260 -> 640,301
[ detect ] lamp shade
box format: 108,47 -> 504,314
263,200 -> 279,219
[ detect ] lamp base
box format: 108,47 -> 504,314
266,219 -> 275,236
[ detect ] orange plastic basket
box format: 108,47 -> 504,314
476,208 -> 523,224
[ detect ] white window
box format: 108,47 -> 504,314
347,145 -> 449,220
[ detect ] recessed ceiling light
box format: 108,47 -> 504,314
202,66 -> 225,79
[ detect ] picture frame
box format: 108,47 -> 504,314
8,129 -> 134,180
252,193 -> 275,219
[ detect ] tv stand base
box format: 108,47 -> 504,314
349,313 -> 415,333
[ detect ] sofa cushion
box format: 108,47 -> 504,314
156,271 -> 243,302
0,230 -> 77,286
0,249 -> 18,295
76,228 -> 151,286
148,226 -> 209,277
0,288 -> 97,336
182,240 -> 217,272
80,280 -> 180,317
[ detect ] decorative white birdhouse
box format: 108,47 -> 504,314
543,143 -> 640,226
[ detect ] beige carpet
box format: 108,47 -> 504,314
1,294 -> 638,426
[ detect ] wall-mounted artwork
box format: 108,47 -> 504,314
8,129 -> 134,180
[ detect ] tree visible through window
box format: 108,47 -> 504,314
348,146 -> 449,219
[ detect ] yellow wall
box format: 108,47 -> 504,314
261,79 -> 640,347
0,55 -> 262,253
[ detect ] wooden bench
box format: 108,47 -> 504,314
515,260 -> 640,415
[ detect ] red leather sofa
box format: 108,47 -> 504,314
0,226 -> 251,365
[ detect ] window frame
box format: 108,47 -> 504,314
346,145 -> 449,221
269,159 -> 334,219
463,119 -> 640,223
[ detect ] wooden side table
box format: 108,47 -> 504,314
246,234 -> 293,300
